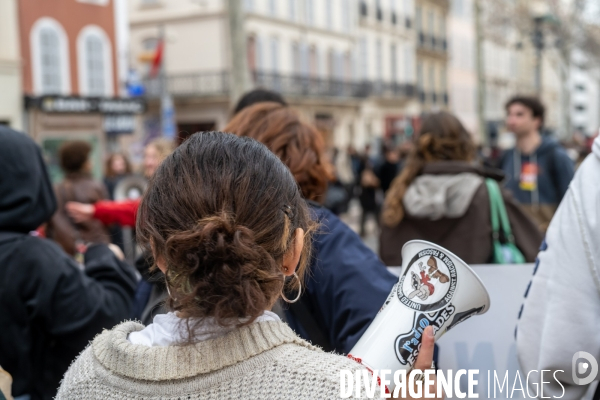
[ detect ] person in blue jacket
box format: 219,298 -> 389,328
501,95 -> 575,230
225,98 -> 398,353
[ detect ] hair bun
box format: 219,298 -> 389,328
163,212 -> 283,323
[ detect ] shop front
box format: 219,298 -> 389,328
24,95 -> 145,182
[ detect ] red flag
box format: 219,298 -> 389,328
149,40 -> 164,78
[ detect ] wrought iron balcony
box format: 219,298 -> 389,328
143,71 -> 415,101
144,71 -> 229,98
417,33 -> 447,54
253,71 -> 416,100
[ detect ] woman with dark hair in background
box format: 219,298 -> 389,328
103,152 -> 132,200
47,140 -> 110,256
225,102 -> 398,354
379,111 -> 543,266
103,152 -> 133,250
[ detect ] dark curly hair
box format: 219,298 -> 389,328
136,132 -> 314,332
224,102 -> 334,203
59,140 -> 92,173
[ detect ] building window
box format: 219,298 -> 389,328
344,51 -> 353,80
309,46 -> 319,77
439,14 -> 446,39
575,104 -> 586,111
292,42 -> 300,75
360,37 -> 368,79
440,65 -> 446,92
360,1 -> 368,17
255,36 -> 264,71
269,0 -> 277,16
31,17 -> 70,95
427,10 -> 434,35
244,0 -> 254,11
77,25 -> 113,96
376,39 -> 382,82
404,44 -> 413,82
300,42 -> 309,76
247,36 -> 257,71
417,61 -> 423,89
416,6 -> 422,31
390,43 -> 397,83
326,0 -> 333,29
40,28 -> 62,94
289,0 -> 296,20
428,64 -> 435,94
342,0 -> 351,31
376,0 -> 383,21
328,49 -> 335,78
575,84 -> 586,91
85,36 -> 105,96
270,37 -> 279,72
306,0 -> 314,25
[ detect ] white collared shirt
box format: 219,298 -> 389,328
128,311 -> 281,347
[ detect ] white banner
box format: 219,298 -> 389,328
389,264 -> 534,399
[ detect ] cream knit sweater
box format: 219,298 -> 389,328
56,320 -> 375,399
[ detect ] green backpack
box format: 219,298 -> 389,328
485,178 -> 526,264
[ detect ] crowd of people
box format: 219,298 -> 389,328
0,88 -> 597,399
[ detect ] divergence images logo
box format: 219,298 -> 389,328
397,249 -> 458,312
572,351 -> 598,386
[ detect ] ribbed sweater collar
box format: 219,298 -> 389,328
92,320 -> 316,381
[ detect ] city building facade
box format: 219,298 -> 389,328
415,0 -> 449,113
0,0 -> 23,130
129,0 -> 425,151
18,0 -> 143,180
448,0 -> 476,135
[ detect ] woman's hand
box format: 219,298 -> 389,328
65,202 -> 95,223
396,326 -> 443,399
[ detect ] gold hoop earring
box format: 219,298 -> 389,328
281,272 -> 302,303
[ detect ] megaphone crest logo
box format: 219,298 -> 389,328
398,249 -> 458,312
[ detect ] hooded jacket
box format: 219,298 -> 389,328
379,161 -> 543,265
516,137 -> 600,399
501,136 -> 575,206
0,126 -> 137,400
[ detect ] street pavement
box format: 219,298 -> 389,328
339,199 -> 379,254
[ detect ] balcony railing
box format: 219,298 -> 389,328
417,32 -> 447,54
144,71 -> 229,98
418,90 -> 448,105
254,71 -> 416,99
144,71 -> 415,101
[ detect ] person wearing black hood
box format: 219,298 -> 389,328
0,126 -> 137,400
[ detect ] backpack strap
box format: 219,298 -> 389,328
546,145 -> 562,202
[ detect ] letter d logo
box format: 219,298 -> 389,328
572,351 -> 599,385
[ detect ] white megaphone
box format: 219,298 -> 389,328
348,240 -> 491,391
